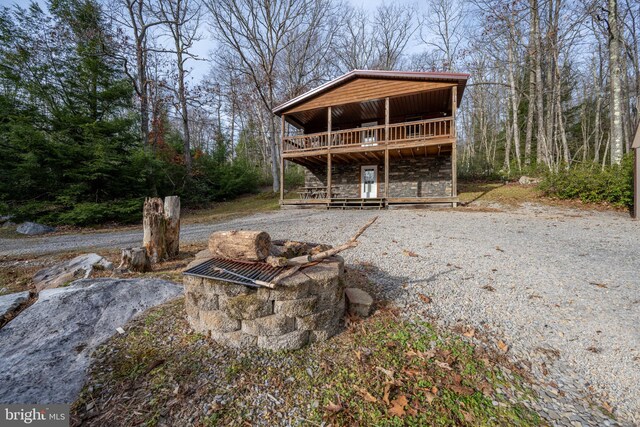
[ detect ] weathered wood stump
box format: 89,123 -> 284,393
164,196 -> 180,258
143,198 -> 166,263
208,230 -> 271,261
118,247 -> 151,272
143,196 -> 181,263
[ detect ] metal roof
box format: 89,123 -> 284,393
273,69 -> 470,115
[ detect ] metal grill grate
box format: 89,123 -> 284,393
183,257 -> 286,288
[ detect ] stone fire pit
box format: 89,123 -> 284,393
184,256 -> 346,351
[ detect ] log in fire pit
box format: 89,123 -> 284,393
183,231 -> 352,351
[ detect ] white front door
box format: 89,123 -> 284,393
361,165 -> 378,198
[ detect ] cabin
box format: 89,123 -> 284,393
273,70 -> 469,209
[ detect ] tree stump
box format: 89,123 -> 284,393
208,230 -> 271,261
164,196 -> 180,258
118,248 -> 151,273
143,198 -> 167,263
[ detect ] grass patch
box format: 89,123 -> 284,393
183,192 -> 280,224
458,182 -> 543,206
72,300 -> 542,426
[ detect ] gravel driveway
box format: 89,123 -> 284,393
1,204 -> 638,425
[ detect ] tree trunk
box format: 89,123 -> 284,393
143,198 -> 167,263
176,42 -> 192,171
609,0 -> 624,164
118,247 -> 151,273
532,0 -> 547,167
208,230 -> 272,261
507,36 -> 521,170
164,196 -> 181,258
269,112 -> 281,193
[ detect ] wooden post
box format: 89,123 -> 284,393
385,97 -> 390,200
451,86 -> 458,200
327,153 -> 332,200
143,197 -> 166,263
384,149 -> 389,199
385,97 -> 390,142
635,147 -> 639,219
164,196 -> 180,258
327,107 -> 332,200
632,123 -> 640,219
280,115 -> 285,204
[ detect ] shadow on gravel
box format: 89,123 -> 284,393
346,263 -> 457,303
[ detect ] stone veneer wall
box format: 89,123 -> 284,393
387,154 -> 452,197
304,153 -> 452,198
184,257 -> 345,351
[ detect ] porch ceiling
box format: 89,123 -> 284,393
287,88 -> 453,133
286,144 -> 452,168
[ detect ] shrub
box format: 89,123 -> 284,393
539,154 -> 633,208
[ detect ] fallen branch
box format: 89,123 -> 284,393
285,216 -> 378,267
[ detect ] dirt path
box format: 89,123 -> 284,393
1,204 -> 638,424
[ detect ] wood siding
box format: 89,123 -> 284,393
287,79 -> 455,114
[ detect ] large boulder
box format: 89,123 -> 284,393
518,176 -> 541,185
33,253 -> 114,292
0,278 -> 183,405
0,291 -> 29,319
16,222 -> 55,235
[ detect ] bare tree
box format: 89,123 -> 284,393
155,0 -> 202,171
110,0 -> 168,147
607,0 -> 624,164
421,0 -> 467,71
335,7 -> 377,71
207,0 -> 317,192
373,3 -> 418,70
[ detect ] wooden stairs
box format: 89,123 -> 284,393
327,198 -> 386,210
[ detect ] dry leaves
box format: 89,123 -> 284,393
388,394 -> 408,417
461,410 -> 475,423
358,388 -> 377,403
376,366 -> 395,381
418,293 -> 432,304
450,384 -> 475,396
435,360 -> 453,371
406,349 -> 435,359
497,340 -> 509,353
324,400 -> 343,413
382,384 -> 391,405
463,329 -> 475,338
403,249 -> 419,257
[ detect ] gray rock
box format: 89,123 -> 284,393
0,215 -> 13,224
33,253 -> 114,292
257,330 -> 309,351
0,291 -> 29,319
198,310 -> 241,333
345,287 -> 373,317
518,176 -> 541,185
0,278 -> 183,404
273,297 -> 317,317
210,330 -> 257,348
242,314 -> 295,336
16,222 -> 55,235
1,221 -> 16,229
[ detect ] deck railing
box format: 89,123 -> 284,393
283,117 -> 453,153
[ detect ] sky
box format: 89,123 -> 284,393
0,0 -> 421,81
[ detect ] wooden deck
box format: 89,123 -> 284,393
281,196 -> 459,209
282,117 -> 453,157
